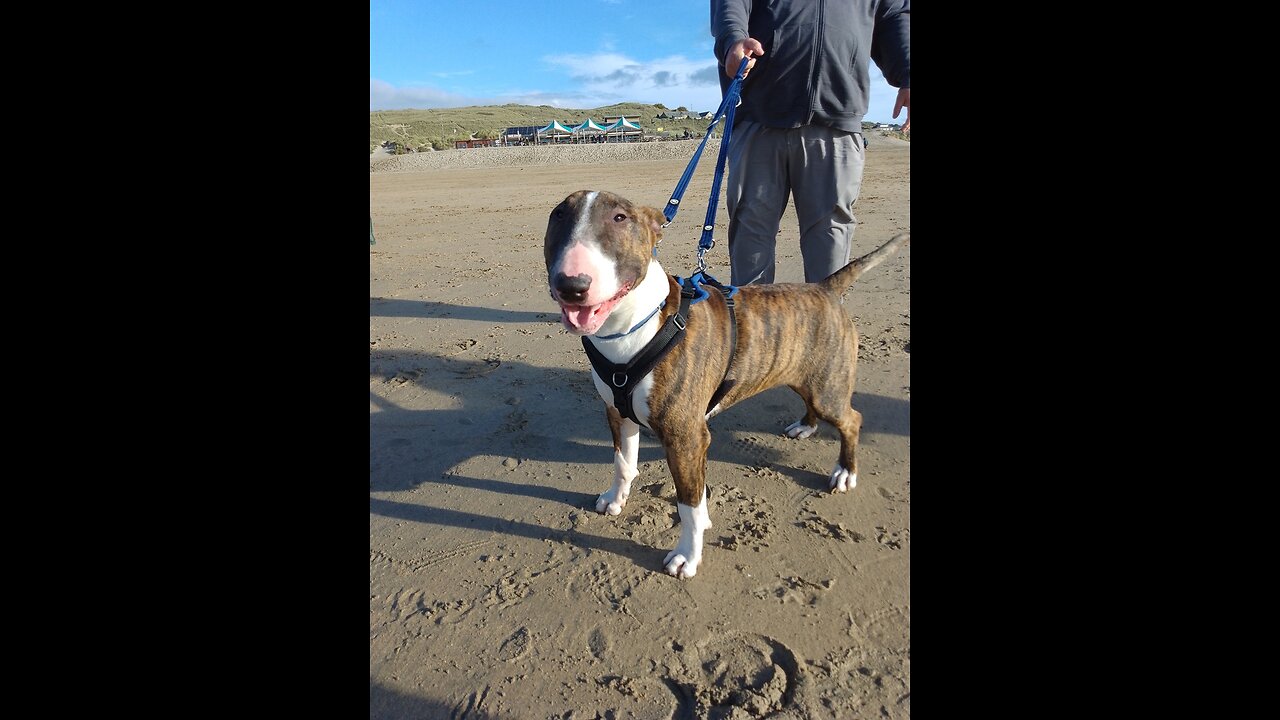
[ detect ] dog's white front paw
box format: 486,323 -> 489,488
663,548 -> 701,578
596,487 -> 629,515
785,419 -> 818,439
597,450 -> 636,515
829,465 -> 856,493
664,500 -> 710,578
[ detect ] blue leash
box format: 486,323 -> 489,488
662,57 -> 751,275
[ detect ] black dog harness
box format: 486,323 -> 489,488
581,274 -> 738,426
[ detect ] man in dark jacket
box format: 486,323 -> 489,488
711,0 -> 910,286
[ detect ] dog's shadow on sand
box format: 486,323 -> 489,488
370,296 -> 550,323
369,493 -> 666,570
370,680 -> 499,720
369,346 -> 647,492
369,342 -> 678,569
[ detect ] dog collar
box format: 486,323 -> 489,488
594,301 -> 666,341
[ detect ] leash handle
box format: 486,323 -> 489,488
662,57 -> 751,227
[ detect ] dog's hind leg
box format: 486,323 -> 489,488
784,386 -> 820,440
658,423 -> 713,578
598,406 -> 640,515
811,392 -> 862,493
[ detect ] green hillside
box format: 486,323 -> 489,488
370,103 -> 908,152
370,102 -> 722,151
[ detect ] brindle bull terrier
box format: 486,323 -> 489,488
544,190 -> 908,578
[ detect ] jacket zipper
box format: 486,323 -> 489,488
806,0 -> 826,124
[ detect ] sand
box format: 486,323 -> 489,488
370,137 -> 910,719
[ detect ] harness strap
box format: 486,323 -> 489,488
583,275 -> 741,425
688,273 -> 739,414
581,290 -> 693,426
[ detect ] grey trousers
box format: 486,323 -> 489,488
725,120 -> 865,285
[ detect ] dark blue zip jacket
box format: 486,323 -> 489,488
711,0 -> 910,133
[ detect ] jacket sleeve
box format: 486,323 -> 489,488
871,0 -> 911,89
711,0 -> 752,69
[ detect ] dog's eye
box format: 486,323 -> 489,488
554,208 -> 564,219
613,213 -> 627,222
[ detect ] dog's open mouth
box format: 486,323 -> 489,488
559,283 -> 631,335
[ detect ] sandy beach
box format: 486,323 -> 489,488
370,136 -> 910,719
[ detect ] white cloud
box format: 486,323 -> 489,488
541,52 -> 724,112
370,78 -> 482,110
372,49 -> 726,114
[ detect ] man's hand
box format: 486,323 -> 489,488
725,38 -> 765,79
893,87 -> 910,133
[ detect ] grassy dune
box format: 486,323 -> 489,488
370,102 -> 909,152
370,102 -> 712,151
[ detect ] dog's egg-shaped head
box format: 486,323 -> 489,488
543,190 -> 665,335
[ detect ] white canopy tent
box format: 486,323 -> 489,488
535,120 -> 574,144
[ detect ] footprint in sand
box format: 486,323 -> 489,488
675,632 -> 801,718
498,626 -> 531,662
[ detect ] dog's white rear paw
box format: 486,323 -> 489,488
663,549 -> 701,578
829,465 -> 856,493
596,489 -> 628,515
785,420 -> 818,439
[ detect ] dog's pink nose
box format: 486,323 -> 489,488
555,273 -> 591,304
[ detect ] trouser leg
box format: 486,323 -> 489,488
790,127 -> 865,283
726,120 -> 790,286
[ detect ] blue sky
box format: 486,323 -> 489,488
370,0 -> 905,124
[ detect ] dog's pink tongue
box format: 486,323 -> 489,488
566,305 -> 596,330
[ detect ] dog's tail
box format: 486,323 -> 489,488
820,233 -> 910,294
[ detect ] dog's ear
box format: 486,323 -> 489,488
638,206 -> 665,240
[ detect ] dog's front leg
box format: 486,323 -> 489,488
661,425 -> 713,579
598,406 -> 640,515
